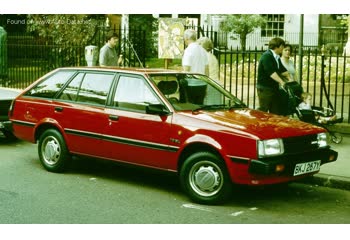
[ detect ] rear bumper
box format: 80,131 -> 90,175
249,148 -> 338,176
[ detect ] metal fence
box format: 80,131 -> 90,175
2,27 -> 146,88
215,46 -> 350,123
2,29 -> 350,123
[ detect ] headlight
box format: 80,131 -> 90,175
258,139 -> 284,158
317,132 -> 328,148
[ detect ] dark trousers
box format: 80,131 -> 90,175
257,88 -> 280,114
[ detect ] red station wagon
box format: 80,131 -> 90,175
9,67 -> 338,204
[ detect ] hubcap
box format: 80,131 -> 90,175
189,161 -> 223,197
42,137 -> 60,165
194,166 -> 220,191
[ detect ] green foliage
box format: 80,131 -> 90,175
26,15 -> 103,45
129,14 -> 158,58
220,14 -> 267,51
26,15 -> 104,66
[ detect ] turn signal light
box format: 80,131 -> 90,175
275,164 -> 285,172
329,154 -> 336,162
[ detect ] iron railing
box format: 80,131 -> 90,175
215,46 -> 350,123
2,30 -> 350,123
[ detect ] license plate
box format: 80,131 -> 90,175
293,160 -> 321,176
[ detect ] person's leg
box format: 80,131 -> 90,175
257,88 -> 274,113
270,92 -> 281,115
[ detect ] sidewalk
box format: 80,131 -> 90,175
301,125 -> 350,191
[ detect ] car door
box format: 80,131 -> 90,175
101,73 -> 176,169
54,71 -> 115,157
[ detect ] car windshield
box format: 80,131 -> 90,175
149,73 -> 246,111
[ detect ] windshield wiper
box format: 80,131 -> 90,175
193,104 -> 228,112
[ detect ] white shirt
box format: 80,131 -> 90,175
298,102 -> 312,110
182,42 -> 208,74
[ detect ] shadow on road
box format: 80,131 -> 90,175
66,155 -> 346,208
68,155 -> 182,194
0,134 -> 20,145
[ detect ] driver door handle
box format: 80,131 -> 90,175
55,106 -> 63,112
109,115 -> 119,121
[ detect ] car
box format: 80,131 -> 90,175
9,67 -> 338,204
0,87 -> 21,139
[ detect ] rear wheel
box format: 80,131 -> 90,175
38,129 -> 71,172
2,130 -> 17,141
180,152 -> 232,204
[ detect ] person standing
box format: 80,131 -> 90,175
281,44 -> 299,83
182,29 -> 209,75
197,36 -> 221,105
281,43 -> 303,101
197,36 -> 219,81
99,32 -> 120,67
257,37 -> 290,114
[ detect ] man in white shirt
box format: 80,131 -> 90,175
182,29 -> 209,75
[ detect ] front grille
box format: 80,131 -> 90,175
283,134 -> 319,154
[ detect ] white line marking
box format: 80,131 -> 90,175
230,211 -> 244,216
182,203 -> 213,212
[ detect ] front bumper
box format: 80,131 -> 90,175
249,148 -> 338,176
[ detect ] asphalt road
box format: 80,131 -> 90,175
1,135 -> 349,224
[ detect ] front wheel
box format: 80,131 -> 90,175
180,152 -> 232,204
38,129 -> 71,172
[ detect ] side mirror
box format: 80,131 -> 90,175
146,104 -> 170,116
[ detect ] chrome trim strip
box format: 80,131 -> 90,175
12,120 -> 35,127
227,155 -> 251,164
65,128 -> 179,152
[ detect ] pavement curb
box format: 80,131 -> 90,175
300,173 -> 350,191
327,123 -> 350,135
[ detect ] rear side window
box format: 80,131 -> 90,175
76,73 -> 114,105
25,70 -> 76,98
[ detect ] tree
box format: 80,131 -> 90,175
27,14 -> 104,45
26,14 -> 105,66
129,14 -> 158,58
220,14 -> 267,51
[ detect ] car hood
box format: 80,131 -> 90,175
181,108 -> 323,139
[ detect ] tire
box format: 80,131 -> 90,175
38,129 -> 71,173
2,130 -> 17,141
180,152 -> 232,204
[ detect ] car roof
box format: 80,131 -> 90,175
58,66 -> 190,75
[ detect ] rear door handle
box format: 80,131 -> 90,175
109,115 -> 119,121
55,106 -> 63,112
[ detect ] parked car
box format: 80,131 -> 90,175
9,67 -> 338,204
0,87 -> 21,139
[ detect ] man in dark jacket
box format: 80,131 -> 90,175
257,37 -> 290,115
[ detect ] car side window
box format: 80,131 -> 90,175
114,75 -> 160,112
25,70 -> 76,98
75,73 -> 115,105
58,73 -> 84,101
